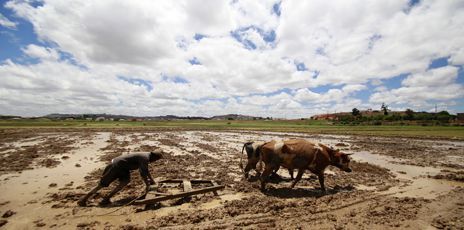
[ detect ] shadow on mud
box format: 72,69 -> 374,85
246,174 -> 293,183
108,195 -> 191,210
262,185 -> 355,199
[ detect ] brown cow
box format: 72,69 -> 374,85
259,139 -> 352,192
240,141 -> 294,180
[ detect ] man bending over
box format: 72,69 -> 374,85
78,150 -> 163,206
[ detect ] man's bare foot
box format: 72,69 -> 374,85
77,199 -> 87,207
99,198 -> 111,206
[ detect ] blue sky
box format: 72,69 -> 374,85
0,0 -> 463,117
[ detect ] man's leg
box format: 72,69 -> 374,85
77,164 -> 115,207
99,177 -> 130,206
77,185 -> 103,206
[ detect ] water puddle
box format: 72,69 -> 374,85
351,151 -> 462,199
0,132 -> 111,229
351,151 -> 441,179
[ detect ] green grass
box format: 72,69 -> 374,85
1,119 -> 463,139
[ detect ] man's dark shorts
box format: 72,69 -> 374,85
99,163 -> 130,187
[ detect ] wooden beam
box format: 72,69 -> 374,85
158,179 -> 215,184
134,185 -> 225,205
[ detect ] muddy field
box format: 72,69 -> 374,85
0,129 -> 463,229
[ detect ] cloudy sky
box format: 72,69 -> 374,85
0,0 -> 463,118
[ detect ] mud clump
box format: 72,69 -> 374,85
119,224 -> 143,230
0,201 -> 10,206
157,138 -> 179,146
429,187 -> 464,229
431,170 -> 464,182
364,197 -> 425,226
133,144 -> 159,152
39,158 -> 61,168
2,210 -> 15,218
0,220 -> 7,227
0,131 -> 81,175
335,142 -> 349,147
76,221 -> 100,229
49,183 -> 58,188
195,143 -> 221,153
34,220 -> 46,227
432,215 -> 464,229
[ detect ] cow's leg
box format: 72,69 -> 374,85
288,169 -> 294,180
244,160 -> 260,179
244,163 -> 253,179
317,173 -> 326,193
290,168 -> 304,188
100,179 -> 129,205
270,166 -> 282,180
77,185 -> 103,206
256,161 -> 263,175
260,165 -> 275,191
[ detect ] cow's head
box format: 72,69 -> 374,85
330,149 -> 352,172
240,142 -> 261,179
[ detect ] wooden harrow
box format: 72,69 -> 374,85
133,179 -> 225,205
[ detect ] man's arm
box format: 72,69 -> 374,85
138,161 -> 153,199
139,163 -> 154,185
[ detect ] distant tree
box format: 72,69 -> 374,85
405,109 -> 414,120
438,110 -> 450,116
416,112 -> 433,120
437,111 -> 451,123
339,115 -> 354,124
381,103 -> 389,115
352,108 -> 360,116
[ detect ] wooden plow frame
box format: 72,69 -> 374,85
134,179 -> 225,205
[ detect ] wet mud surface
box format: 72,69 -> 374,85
0,129 -> 463,229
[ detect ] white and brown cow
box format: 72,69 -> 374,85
259,139 -> 352,192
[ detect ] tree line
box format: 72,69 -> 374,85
340,104 -> 457,126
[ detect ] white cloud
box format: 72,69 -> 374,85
1,0 -> 463,117
294,84 -> 365,103
240,92 -> 292,106
0,13 -> 17,29
276,0 -> 464,84
368,66 -> 463,112
342,84 -> 367,94
449,48 -> 464,66
22,44 -> 59,61
370,83 -> 464,108
402,66 -> 459,87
